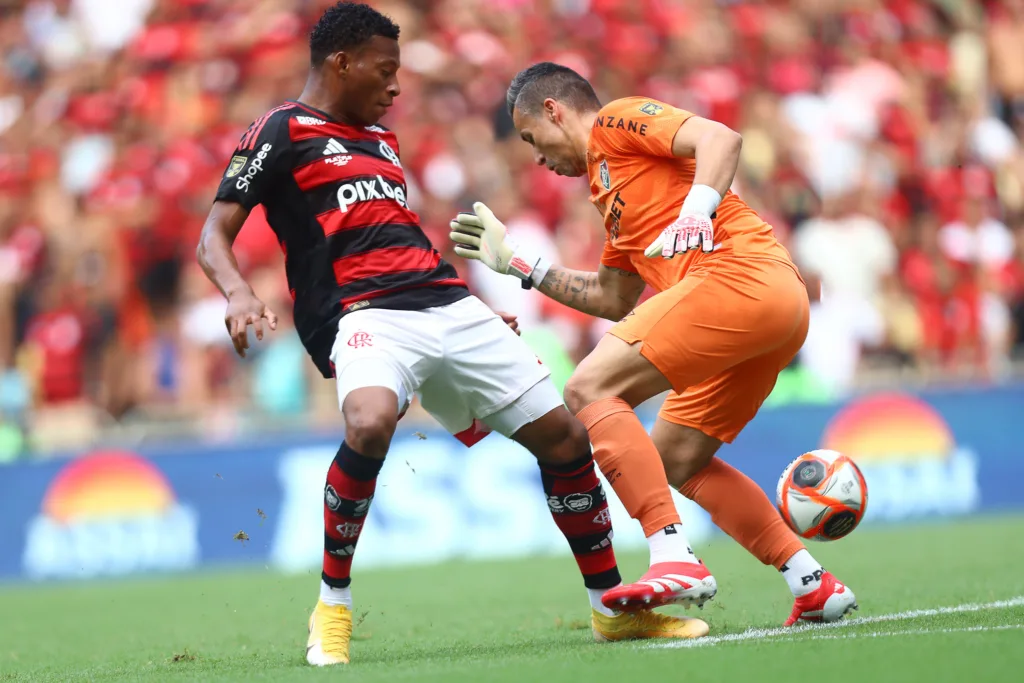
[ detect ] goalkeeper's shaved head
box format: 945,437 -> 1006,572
507,62 -> 601,117
507,62 -> 600,177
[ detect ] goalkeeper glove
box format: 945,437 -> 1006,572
450,202 -> 550,288
644,184 -> 721,259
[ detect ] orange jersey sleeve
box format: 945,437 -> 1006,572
587,97 -> 794,292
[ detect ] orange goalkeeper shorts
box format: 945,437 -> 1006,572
609,256 -> 809,443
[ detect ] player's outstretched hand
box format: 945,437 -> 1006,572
449,202 -> 509,271
495,310 -> 520,335
644,214 -> 714,259
224,289 -> 278,358
450,202 -> 548,285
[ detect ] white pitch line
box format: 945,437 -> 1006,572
652,595 -> 1024,649
797,623 -> 1024,642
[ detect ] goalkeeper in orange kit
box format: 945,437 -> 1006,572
450,63 -> 858,626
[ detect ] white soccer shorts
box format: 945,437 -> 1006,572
329,295 -> 562,445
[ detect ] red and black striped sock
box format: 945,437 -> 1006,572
541,454 -> 621,590
322,442 -> 383,589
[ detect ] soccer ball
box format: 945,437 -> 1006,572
776,449 -> 867,541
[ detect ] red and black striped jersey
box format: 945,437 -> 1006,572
214,101 -> 468,377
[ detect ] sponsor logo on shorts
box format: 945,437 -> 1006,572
346,300 -> 370,313
347,331 -> 373,348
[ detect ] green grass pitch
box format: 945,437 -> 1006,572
1,516 -> 1023,682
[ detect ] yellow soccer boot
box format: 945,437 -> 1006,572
306,600 -> 353,665
591,609 -> 710,642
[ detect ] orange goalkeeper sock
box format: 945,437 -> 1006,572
679,457 -> 805,569
576,397 -> 680,536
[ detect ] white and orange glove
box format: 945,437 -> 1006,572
644,184 -> 722,259
450,202 -> 550,288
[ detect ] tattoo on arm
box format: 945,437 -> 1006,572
539,268 -> 599,314
570,275 -> 589,306
538,265 -> 642,319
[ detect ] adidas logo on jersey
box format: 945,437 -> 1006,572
323,138 -> 348,155
297,116 -> 325,125
337,175 -> 407,213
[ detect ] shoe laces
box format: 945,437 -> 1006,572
320,608 -> 353,653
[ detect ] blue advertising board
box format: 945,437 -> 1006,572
0,386 -> 1020,582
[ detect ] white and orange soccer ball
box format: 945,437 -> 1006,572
776,449 -> 868,541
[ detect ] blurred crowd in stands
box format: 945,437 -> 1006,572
1,0 -> 1023,457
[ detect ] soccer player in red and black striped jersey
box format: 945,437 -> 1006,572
197,2 -> 709,665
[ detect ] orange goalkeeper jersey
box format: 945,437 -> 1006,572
587,97 -> 794,292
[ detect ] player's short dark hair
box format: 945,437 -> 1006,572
506,62 -> 601,118
309,2 -> 400,66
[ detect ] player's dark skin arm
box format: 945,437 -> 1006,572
196,200 -> 278,358
537,264 -> 645,321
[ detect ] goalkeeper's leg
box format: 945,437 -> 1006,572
563,331 -> 719,613
652,323 -> 857,626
